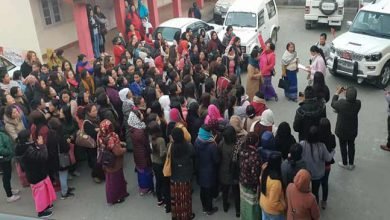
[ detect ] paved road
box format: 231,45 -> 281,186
1,8 -> 389,220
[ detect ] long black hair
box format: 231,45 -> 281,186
261,152 -> 282,195
310,45 -> 326,64
226,95 -> 237,120
222,126 -> 237,145
307,125 -> 320,161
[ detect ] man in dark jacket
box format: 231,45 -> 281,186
293,86 -> 326,141
194,125 -> 220,215
331,86 -> 361,170
192,2 -> 202,19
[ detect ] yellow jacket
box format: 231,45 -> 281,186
260,176 -> 286,215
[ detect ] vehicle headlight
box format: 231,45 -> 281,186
365,53 -> 382,62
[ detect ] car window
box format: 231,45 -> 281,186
258,10 -> 265,27
0,57 -> 16,72
225,12 -> 257,28
266,0 -> 276,19
154,27 -> 181,41
196,21 -> 210,31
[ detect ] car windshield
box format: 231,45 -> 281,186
350,10 -> 390,39
0,57 -> 16,72
154,27 -> 181,42
224,12 -> 256,28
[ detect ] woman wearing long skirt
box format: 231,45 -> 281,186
128,110 -> 154,195
170,128 -> 195,220
239,132 -> 261,219
246,48 -> 263,102
281,42 -> 299,102
15,130 -> 56,218
97,119 -> 128,204
258,34 -> 278,101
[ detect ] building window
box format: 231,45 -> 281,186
41,0 -> 61,26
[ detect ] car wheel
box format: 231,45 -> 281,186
305,22 -> 312,30
377,62 -> 390,89
271,29 -> 277,44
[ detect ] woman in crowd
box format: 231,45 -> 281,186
260,153 -> 286,220
258,34 -> 277,101
242,105 -> 261,132
167,108 -> 191,143
128,110 -> 154,195
60,104 -> 78,178
186,102 -> 202,145
281,143 -> 306,187
275,122 -> 296,160
246,47 -> 262,102
15,130 -> 56,218
21,50 -> 39,78
300,126 -> 334,203
170,127 -> 196,220
94,5 -> 108,54
318,118 -> 336,209
148,121 -> 167,206
239,132 -> 261,219
88,8 -> 101,58
286,169 -> 320,220
306,45 -> 326,85
4,104 -> 27,141
281,42 -> 299,101
97,119 -> 128,204
312,72 -> 330,103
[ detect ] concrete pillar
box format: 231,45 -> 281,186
172,0 -> 182,18
197,0 -> 204,9
114,0 -> 127,37
73,3 -> 94,59
147,0 -> 159,27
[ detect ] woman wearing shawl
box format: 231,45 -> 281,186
282,42 -> 299,101
128,110 -> 154,195
97,120 -> 128,204
204,104 -> 224,125
119,88 -> 135,152
246,47 -> 263,101
167,108 -> 191,143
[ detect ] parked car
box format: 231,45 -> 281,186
213,0 -> 236,25
218,0 -> 279,66
304,0 -> 344,30
0,55 -> 20,78
328,0 -> 390,88
358,0 -> 382,11
153,18 -> 222,46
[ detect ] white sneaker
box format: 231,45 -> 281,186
348,164 -> 356,170
6,195 -> 20,203
338,162 -> 348,169
11,189 -> 20,195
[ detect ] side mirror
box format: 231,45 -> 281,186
346,21 -> 353,27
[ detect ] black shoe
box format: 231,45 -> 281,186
275,96 -> 279,102
191,213 -> 195,219
235,212 -> 240,218
38,210 -> 53,218
68,187 -> 75,193
206,207 -> 218,215
61,192 -> 75,199
223,203 -> 230,212
46,204 -> 54,211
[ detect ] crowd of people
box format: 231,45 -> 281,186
0,1 -> 366,220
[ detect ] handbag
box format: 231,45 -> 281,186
163,143 -> 172,177
97,147 -> 115,168
278,77 -> 289,90
75,120 -> 96,148
58,143 -> 71,169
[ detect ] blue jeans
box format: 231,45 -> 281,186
59,170 -> 68,196
93,33 -> 101,58
235,65 -> 241,84
262,210 -> 285,220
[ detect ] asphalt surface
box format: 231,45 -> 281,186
1,7 -> 389,220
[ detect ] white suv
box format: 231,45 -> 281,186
304,0 -> 344,30
328,0 -> 390,88
213,0 -> 236,25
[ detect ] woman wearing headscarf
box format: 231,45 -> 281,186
204,104 -> 224,125
281,42 -> 299,101
286,169 -> 320,220
97,119 -> 128,204
239,132 -> 261,220
252,109 -> 276,137
15,130 -> 56,218
120,88 -> 135,152
128,110 -> 154,195
170,127 -> 196,220
275,122 -> 296,160
167,108 -> 191,143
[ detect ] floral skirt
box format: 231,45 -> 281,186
171,181 -> 192,220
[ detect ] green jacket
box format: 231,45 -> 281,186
0,131 -> 14,161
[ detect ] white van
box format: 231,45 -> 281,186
328,0 -> 390,88
304,0 -> 344,30
218,0 -> 279,64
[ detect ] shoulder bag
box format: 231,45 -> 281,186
163,143 -> 172,177
278,77 -> 290,90
75,120 -> 96,148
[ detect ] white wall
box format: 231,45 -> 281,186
30,0 -> 78,56
0,0 -> 42,59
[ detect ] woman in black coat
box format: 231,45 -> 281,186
47,118 -> 74,198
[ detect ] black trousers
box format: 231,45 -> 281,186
200,187 -> 214,212
221,184 -> 240,213
152,163 -> 164,202
311,179 -> 321,203
0,160 -> 12,197
387,115 -> 390,146
85,148 -> 104,180
164,177 -> 171,211
99,34 -> 106,53
321,169 -> 330,202
339,138 -> 355,165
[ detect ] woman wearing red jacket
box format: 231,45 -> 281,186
258,34 -> 277,101
127,4 -> 143,37
112,37 -> 126,66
